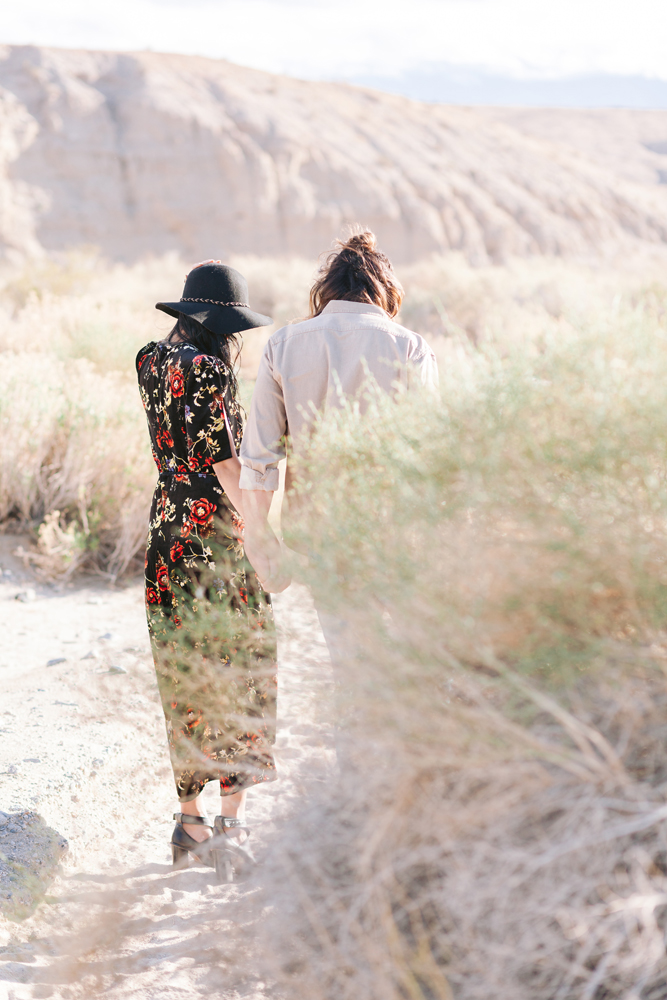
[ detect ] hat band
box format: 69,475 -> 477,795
181,297 -> 249,308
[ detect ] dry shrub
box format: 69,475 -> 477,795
0,251 -> 184,373
236,290 -> 667,999
243,654 -> 667,1000
0,247 -> 664,589
397,252 -> 663,350
4,250 -> 667,994
291,297 -> 667,676
0,352 -> 154,578
0,250 -> 311,576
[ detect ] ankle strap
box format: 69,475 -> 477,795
174,813 -> 213,827
217,816 -> 243,827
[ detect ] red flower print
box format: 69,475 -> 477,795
137,335 -> 277,787
137,348 -> 152,371
169,366 -> 185,397
210,391 -> 226,413
189,498 -> 216,526
156,428 -> 174,451
231,511 -> 245,536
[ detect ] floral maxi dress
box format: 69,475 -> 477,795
136,341 -> 277,801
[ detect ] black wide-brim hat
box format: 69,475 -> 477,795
156,261 -> 272,337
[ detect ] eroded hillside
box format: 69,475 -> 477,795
1,44 -> 667,264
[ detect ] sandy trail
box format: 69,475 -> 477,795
0,536 -> 333,998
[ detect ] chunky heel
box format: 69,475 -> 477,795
172,843 -> 190,869
212,815 -> 255,882
170,813 -> 215,868
214,848 -> 234,883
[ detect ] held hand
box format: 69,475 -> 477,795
258,566 -> 292,594
240,488 -> 291,592
243,525 -> 291,594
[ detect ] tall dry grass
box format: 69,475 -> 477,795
0,253 -> 175,576
3,248 -> 667,995
0,251 -> 314,576
234,281 -> 667,1000
1,247 -> 662,580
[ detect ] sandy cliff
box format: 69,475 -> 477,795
1,44 -> 667,265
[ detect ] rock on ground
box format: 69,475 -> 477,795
0,544 -> 334,999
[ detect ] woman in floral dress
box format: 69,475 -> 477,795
136,261 -> 278,878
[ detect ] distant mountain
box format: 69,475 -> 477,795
349,67 -> 667,111
1,45 -> 667,266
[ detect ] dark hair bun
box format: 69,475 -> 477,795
344,231 -> 377,254
309,228 -> 404,319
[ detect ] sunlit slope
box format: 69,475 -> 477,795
1,44 -> 667,264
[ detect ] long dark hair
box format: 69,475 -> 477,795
309,230 -> 404,319
167,314 -> 241,400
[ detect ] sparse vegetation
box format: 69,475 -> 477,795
254,266 -> 667,999
0,251 -> 314,577
3,249 -> 667,995
1,248 -> 662,579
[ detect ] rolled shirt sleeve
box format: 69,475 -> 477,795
408,340 -> 439,391
239,339 -> 287,492
415,348 -> 439,390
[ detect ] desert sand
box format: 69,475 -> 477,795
0,535 -> 332,998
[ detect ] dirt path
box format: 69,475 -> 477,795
0,537 -> 333,998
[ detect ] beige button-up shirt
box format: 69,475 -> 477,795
239,300 -> 438,492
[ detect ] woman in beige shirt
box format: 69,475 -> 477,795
239,230 -> 438,675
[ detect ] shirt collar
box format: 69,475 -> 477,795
321,299 -> 388,318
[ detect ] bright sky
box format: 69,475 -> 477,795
1,0 -> 666,82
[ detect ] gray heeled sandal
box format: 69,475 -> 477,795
171,813 -> 215,868
212,815 -> 255,883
